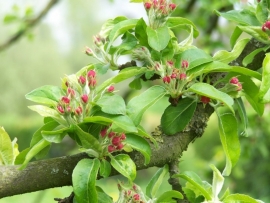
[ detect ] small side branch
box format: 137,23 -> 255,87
0,0 -> 60,52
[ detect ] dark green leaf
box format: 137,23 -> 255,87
235,98 -> 248,136
216,107 -> 241,176
110,154 -> 136,181
135,18 -> 149,47
146,165 -> 169,198
146,26 -> 170,51
156,190 -> 183,202
125,134 -> 151,165
42,127 -> 70,143
72,159 -> 100,203
96,186 -> 114,203
127,85 -> 167,126
161,98 -> 197,135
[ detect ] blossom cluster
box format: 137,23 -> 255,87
117,183 -> 145,203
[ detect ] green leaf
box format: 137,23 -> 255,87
99,16 -> 128,38
3,14 -> 18,24
99,158 -> 111,178
125,134 -> 151,165
129,0 -> 143,2
136,125 -> 158,147
72,158 -> 100,203
146,165 -> 169,198
96,94 -> 126,115
188,83 -> 234,112
146,26 -> 170,51
25,85 -> 64,106
72,125 -> 102,154
166,17 -> 199,38
230,26 -> 243,48
19,139 -> 50,170
0,127 -> 13,165
95,63 -> 110,75
179,25 -> 194,47
28,105 -> 68,126
216,108 -> 241,176
156,190 -> 183,202
213,38 -> 250,64
96,186 -> 114,203
210,164 -> 224,201
161,98 -> 197,135
256,0 -> 269,24
174,171 -> 212,201
42,127 -> 70,143
235,98 -> 248,136
238,25 -> 270,44
15,148 -> 30,165
223,194 -> 262,203
107,19 -> 138,51
110,154 -> 136,181
129,77 -> 142,90
127,85 -> 166,126
96,67 -> 147,95
242,45 -> 270,66
258,53 -> 270,103
135,18 -> 149,47
216,9 -> 261,26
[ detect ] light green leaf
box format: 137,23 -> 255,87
156,190 -> 183,202
258,53 -> 270,103
210,165 -> 224,201
28,105 -> 68,126
19,139 -> 50,170
146,26 -> 170,51
99,16 -> 128,38
230,26 -> 243,48
146,165 -> 169,198
25,85 -> 64,106
256,0 -> 268,24
179,25 -> 194,47
188,83 -> 234,112
174,171 -> 212,201
161,98 -> 197,135
235,98 -> 248,136
135,18 -> 148,47
96,67 -> 147,95
0,127 -> 13,165
3,14 -> 18,24
129,0 -> 143,2
127,85 -> 166,126
223,194 -> 262,203
125,134 -> 151,165
42,127 -> 70,143
136,125 -> 157,147
242,45 -> 270,66
166,17 -> 199,38
238,25 -> 270,44
110,154 -> 136,181
213,38 -> 250,64
216,108 -> 241,176
72,158 -> 100,203
99,158 -> 111,178
96,94 -> 126,115
107,19 -> 138,51
96,186 -> 114,203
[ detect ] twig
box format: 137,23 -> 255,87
0,0 -> 60,52
54,192 -> 74,203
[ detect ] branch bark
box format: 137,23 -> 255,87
0,0 -> 60,52
0,38 -> 266,198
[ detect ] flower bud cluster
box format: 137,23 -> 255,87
144,0 -> 177,29
99,127 -> 126,153
56,70 -> 98,124
117,183 -> 146,203
262,21 -> 270,32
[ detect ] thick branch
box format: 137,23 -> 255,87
0,0 -> 59,52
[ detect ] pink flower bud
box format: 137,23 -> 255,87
265,21 -> 270,29
230,77 -> 239,84
163,76 -> 171,83
81,94 -> 89,103
66,106 -> 72,113
57,105 -> 65,114
61,96 -> 70,104
144,2 -> 152,9
87,70 -> 96,78
171,73 -> 177,79
179,73 -> 186,80
169,3 -> 176,10
107,85 -> 114,93
108,145 -> 116,153
181,60 -> 189,68
75,106 -> 83,115
133,184 -> 137,190
85,46 -> 93,56
108,131 -> 116,138
112,136 -> 121,146
67,88 -> 75,98
100,128 -> 107,138
116,142 -> 124,150
93,35 -> 102,46
201,96 -> 211,104
120,133 -> 126,140
133,193 -> 140,201
78,76 -> 86,85
237,82 -> 242,91
88,79 -> 97,88
167,60 -> 174,67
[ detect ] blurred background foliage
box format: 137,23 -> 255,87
0,0 -> 269,202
